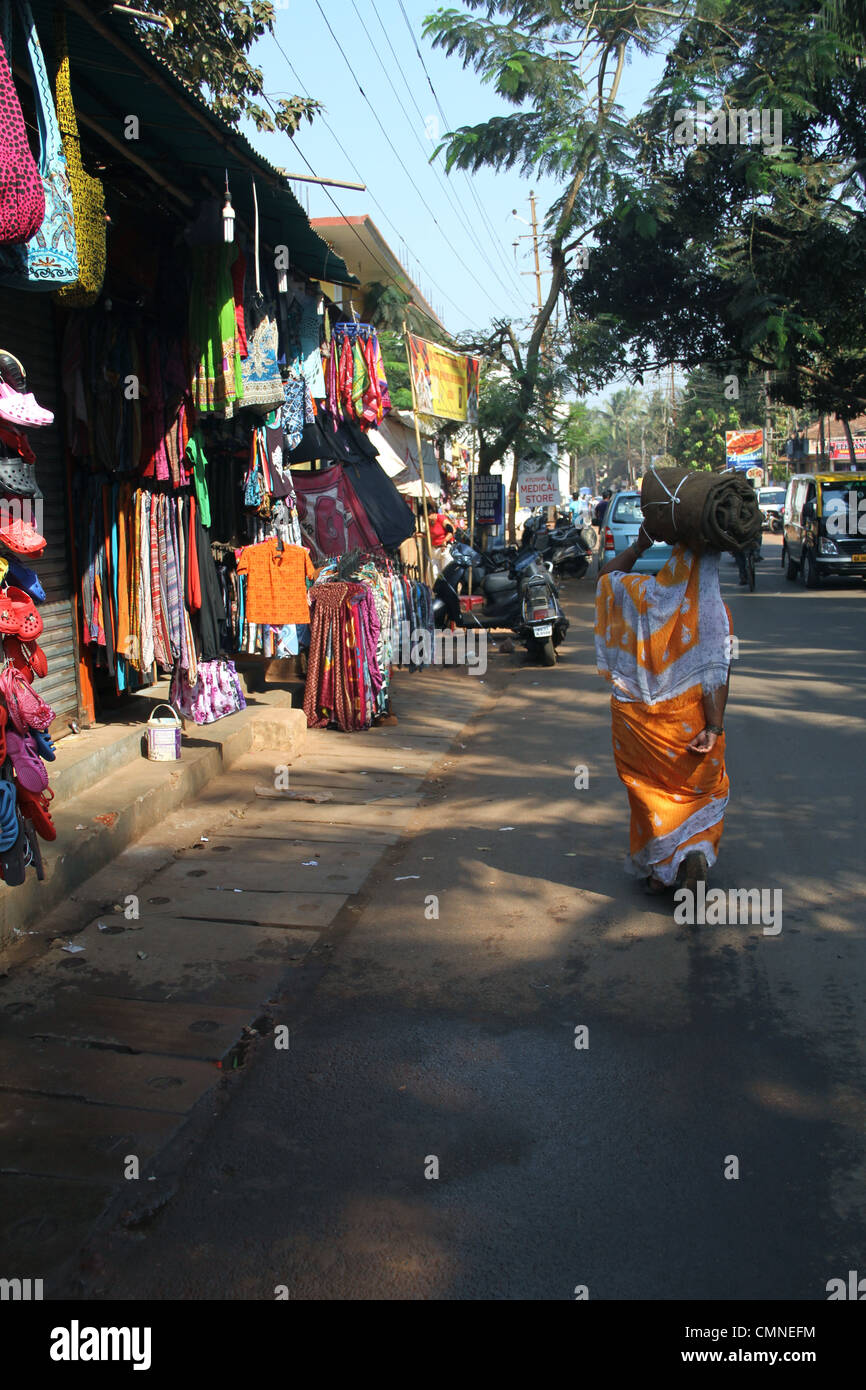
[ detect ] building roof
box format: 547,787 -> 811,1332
12,0 -> 356,285
310,215 -> 446,330
804,415 -> 866,438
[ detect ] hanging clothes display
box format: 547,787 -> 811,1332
189,243 -> 244,416
325,323 -> 391,427
302,553 -> 433,732
291,464 -> 381,561
236,538 -> 314,625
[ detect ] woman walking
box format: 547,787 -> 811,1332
595,528 -> 732,894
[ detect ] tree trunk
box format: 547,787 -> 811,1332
819,415 -> 826,467
842,416 -> 857,468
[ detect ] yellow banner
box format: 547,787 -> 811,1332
407,334 -> 479,423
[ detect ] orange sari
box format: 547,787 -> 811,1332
596,545 -> 731,885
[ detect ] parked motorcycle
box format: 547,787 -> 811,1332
520,511 -> 591,579
432,542 -> 568,665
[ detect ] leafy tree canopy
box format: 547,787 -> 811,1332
130,0 -> 320,132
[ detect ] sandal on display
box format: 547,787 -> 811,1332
0,381 -> 53,429
0,515 -> 46,555
0,587 -> 43,640
6,728 -> 49,793
21,816 -> 44,880
5,556 -> 44,601
3,634 -> 48,681
0,352 -> 27,395
0,458 -> 42,496
0,665 -> 55,732
0,780 -> 20,851
15,784 -> 55,840
33,728 -> 56,761
0,814 -> 28,886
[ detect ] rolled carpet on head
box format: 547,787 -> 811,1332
640,467 -> 763,553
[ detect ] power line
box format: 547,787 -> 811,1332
391,0 -> 532,307
267,31 -> 485,330
197,0 -> 478,327
352,0 -> 525,310
311,0 -> 505,318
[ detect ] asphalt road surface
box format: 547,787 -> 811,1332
87,536 -> 866,1300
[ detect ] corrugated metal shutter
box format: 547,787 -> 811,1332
0,289 -> 82,735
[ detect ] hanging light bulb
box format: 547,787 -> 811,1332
276,266 -> 289,294
222,172 -> 235,244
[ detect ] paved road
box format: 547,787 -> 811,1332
83,537 -> 866,1300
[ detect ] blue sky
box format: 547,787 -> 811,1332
248,0 -> 665,346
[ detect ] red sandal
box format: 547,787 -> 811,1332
2,634 -> 47,682
15,783 -> 55,840
0,585 -> 43,640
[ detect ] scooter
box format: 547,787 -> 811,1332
432,543 -> 568,664
521,512 -> 591,579
518,564 -> 568,665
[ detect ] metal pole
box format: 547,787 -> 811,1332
403,323 -> 434,584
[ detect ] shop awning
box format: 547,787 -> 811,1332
15,0 -> 357,286
367,416 -> 442,498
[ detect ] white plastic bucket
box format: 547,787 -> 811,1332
145,703 -> 182,761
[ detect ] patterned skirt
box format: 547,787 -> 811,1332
610,689 -> 729,885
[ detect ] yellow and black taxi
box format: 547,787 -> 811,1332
782,472 -> 866,586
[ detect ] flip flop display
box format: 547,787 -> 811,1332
0,350 -> 56,888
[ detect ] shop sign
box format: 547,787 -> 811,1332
407,333 -> 480,423
725,428 -> 764,468
517,454 -> 561,507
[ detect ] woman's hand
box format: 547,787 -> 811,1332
687,727 -> 719,755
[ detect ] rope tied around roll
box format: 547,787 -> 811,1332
643,466 -> 691,531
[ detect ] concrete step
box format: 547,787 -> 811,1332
0,699 -> 308,950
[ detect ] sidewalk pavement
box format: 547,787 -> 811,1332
0,662 -> 498,1292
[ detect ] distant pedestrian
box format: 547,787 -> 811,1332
593,489 -> 612,526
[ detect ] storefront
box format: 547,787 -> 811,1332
1,0 -> 437,763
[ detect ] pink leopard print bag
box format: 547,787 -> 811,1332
0,31 -> 45,244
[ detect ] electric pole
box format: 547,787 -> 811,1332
529,190 -> 543,312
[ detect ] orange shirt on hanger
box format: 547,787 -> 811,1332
237,539 -> 314,624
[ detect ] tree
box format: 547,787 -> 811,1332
564,0 -> 866,445
130,1 -> 320,133
424,0 -> 687,471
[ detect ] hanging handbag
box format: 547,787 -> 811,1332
240,179 -> 284,409
0,0 -> 77,288
52,10 -> 105,307
0,11 -> 44,244
243,457 -> 263,510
